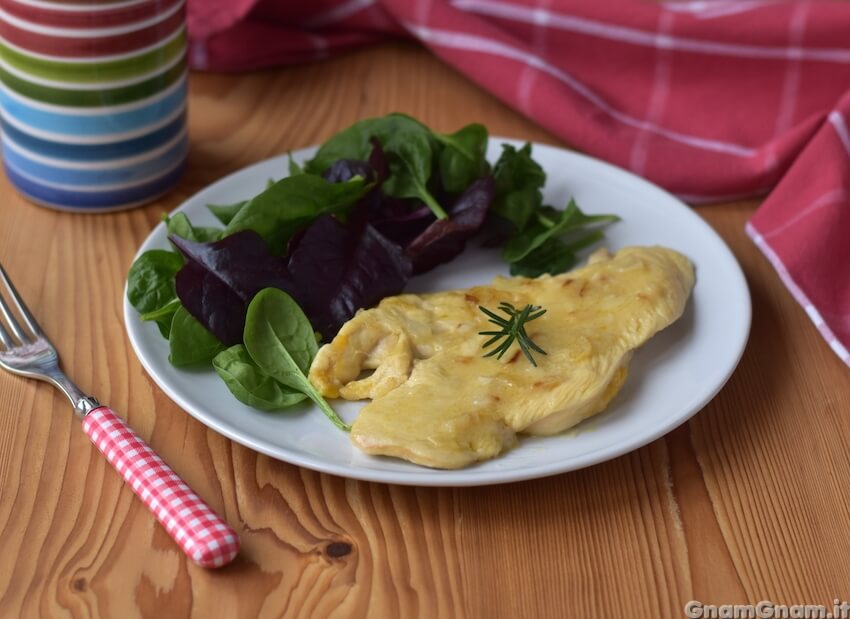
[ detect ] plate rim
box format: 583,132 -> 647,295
123,137 -> 751,487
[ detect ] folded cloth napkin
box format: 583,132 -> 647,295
188,0 -> 850,367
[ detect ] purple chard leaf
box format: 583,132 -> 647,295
367,198 -> 434,247
406,175 -> 495,274
287,213 -> 412,340
170,231 -> 294,346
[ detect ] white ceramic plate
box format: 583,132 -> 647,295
124,139 -> 750,486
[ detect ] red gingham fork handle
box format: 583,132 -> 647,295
81,406 -> 240,568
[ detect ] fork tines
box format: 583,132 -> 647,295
0,262 -> 45,349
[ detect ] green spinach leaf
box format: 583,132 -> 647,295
213,345 -> 307,411
491,144 -> 618,273
140,298 -> 181,338
207,179 -> 279,226
127,250 -> 183,313
243,288 -> 349,431
509,238 -> 576,278
207,201 -> 245,226
491,143 -> 546,231
224,174 -> 368,254
305,113 -> 447,219
382,128 -> 447,218
509,230 -> 607,277
305,113 -> 425,172
436,123 -> 488,193
165,212 -> 223,243
503,199 -> 619,263
127,250 -> 184,339
288,153 -> 303,176
169,305 -> 226,367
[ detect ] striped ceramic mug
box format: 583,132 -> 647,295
0,0 -> 188,211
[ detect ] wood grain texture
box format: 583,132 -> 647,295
2,42 -> 850,618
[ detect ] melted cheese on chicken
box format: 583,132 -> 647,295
309,246 -> 694,469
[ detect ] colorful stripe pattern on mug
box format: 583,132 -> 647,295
0,0 -> 187,211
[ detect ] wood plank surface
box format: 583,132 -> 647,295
1,42 -> 849,618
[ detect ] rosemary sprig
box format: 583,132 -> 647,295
478,302 -> 548,367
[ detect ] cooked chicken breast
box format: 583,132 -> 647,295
309,246 -> 695,469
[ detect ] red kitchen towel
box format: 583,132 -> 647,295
188,0 -> 850,367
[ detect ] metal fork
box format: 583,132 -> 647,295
0,263 -> 239,568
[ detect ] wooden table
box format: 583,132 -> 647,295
2,42 -> 849,618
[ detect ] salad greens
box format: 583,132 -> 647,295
489,143 -> 620,275
224,174 -> 369,254
286,214 -> 412,339
168,306 -> 226,367
126,113 -> 619,431
304,113 -> 484,220
165,212 -> 222,243
405,176 -> 494,274
491,143 -> 546,231
207,179 -> 278,226
213,345 -> 306,411
170,231 -> 292,346
243,289 -> 349,431
207,201 -> 245,226
139,299 -> 180,338
436,123 -> 489,194
503,200 -> 618,263
508,232 -> 604,278
127,250 -> 183,338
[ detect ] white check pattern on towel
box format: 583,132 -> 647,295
82,406 -> 240,568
